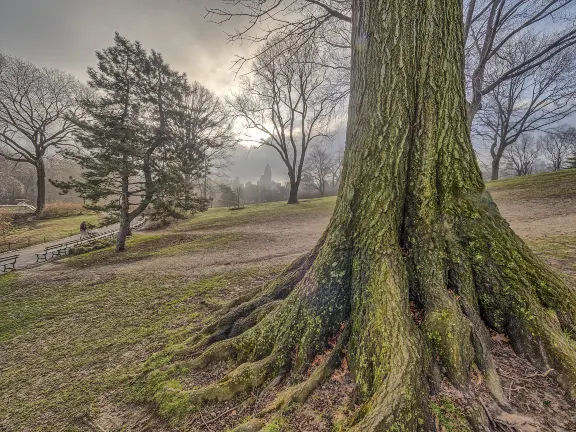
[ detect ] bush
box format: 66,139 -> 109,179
0,211 -> 14,236
38,201 -> 89,219
67,238 -> 114,255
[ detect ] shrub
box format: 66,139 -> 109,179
38,201 -> 89,219
0,211 -> 14,235
68,238 -> 114,255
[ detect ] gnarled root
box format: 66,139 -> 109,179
261,325 -> 350,415
137,197 -> 576,430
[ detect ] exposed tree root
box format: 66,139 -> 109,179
261,325 -> 349,415
229,418 -> 266,432
135,212 -> 576,429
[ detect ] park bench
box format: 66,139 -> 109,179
0,255 -> 18,272
35,243 -> 69,261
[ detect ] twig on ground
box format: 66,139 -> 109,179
479,398 -> 496,428
508,379 -> 515,402
525,368 -> 553,379
204,397 -> 254,426
199,411 -> 211,431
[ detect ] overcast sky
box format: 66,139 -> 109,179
0,0 -> 347,183
0,0 -> 245,94
0,0 -> 289,182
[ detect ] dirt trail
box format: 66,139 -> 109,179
491,192 -> 576,239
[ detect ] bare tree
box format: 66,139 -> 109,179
474,37 -> 576,180
178,82 -> 238,201
503,134 -> 541,176
0,54 -> 85,212
302,142 -> 337,197
209,1 -> 576,129
540,127 -> 576,170
229,38 -> 338,204
465,0 -> 576,126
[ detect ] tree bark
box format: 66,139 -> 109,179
287,180 -> 299,204
490,155 -> 501,181
34,159 -> 46,214
138,0 -> 576,429
116,177 -> 130,252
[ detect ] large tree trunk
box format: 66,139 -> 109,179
116,177 -> 131,252
287,180 -> 299,204
491,154 -> 501,181
137,0 -> 576,430
35,159 -> 46,214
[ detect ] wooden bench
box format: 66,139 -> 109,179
36,243 -> 69,261
0,255 -> 18,272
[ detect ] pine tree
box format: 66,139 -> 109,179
53,34 -> 206,251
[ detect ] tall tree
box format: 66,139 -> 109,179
138,0 -> 576,429
209,1 -> 576,129
229,39 -> 338,204
54,34 -> 206,252
0,53 -> 85,213
302,142 -> 337,197
465,0 -> 576,126
540,127 -> 576,171
502,134 -> 541,176
474,36 -> 576,179
177,82 -> 237,201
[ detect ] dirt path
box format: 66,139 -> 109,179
490,191 -> 576,239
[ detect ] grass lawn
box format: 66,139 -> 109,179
1,214 -> 101,250
486,168 -> 576,199
0,260 -> 282,431
178,196 -> 337,231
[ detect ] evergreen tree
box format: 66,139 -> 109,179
54,34 -> 206,252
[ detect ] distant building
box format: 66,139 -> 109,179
257,164 -> 274,188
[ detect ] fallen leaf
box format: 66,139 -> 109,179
491,333 -> 510,343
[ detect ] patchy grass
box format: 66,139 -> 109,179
63,232 -> 244,268
2,175 -> 576,431
178,197 -> 336,231
1,214 -> 101,250
486,169 -> 576,200
0,266 -> 282,431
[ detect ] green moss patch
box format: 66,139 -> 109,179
0,266 -> 281,431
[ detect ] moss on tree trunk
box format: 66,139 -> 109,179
135,0 -> 576,430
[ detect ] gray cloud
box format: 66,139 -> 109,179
0,0 -> 246,95
0,0 -> 346,183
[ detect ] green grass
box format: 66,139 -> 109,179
486,168 -> 576,199
429,398 -> 473,432
63,232 -> 245,267
1,214 -> 101,249
178,197 -> 336,231
0,266 -> 281,431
